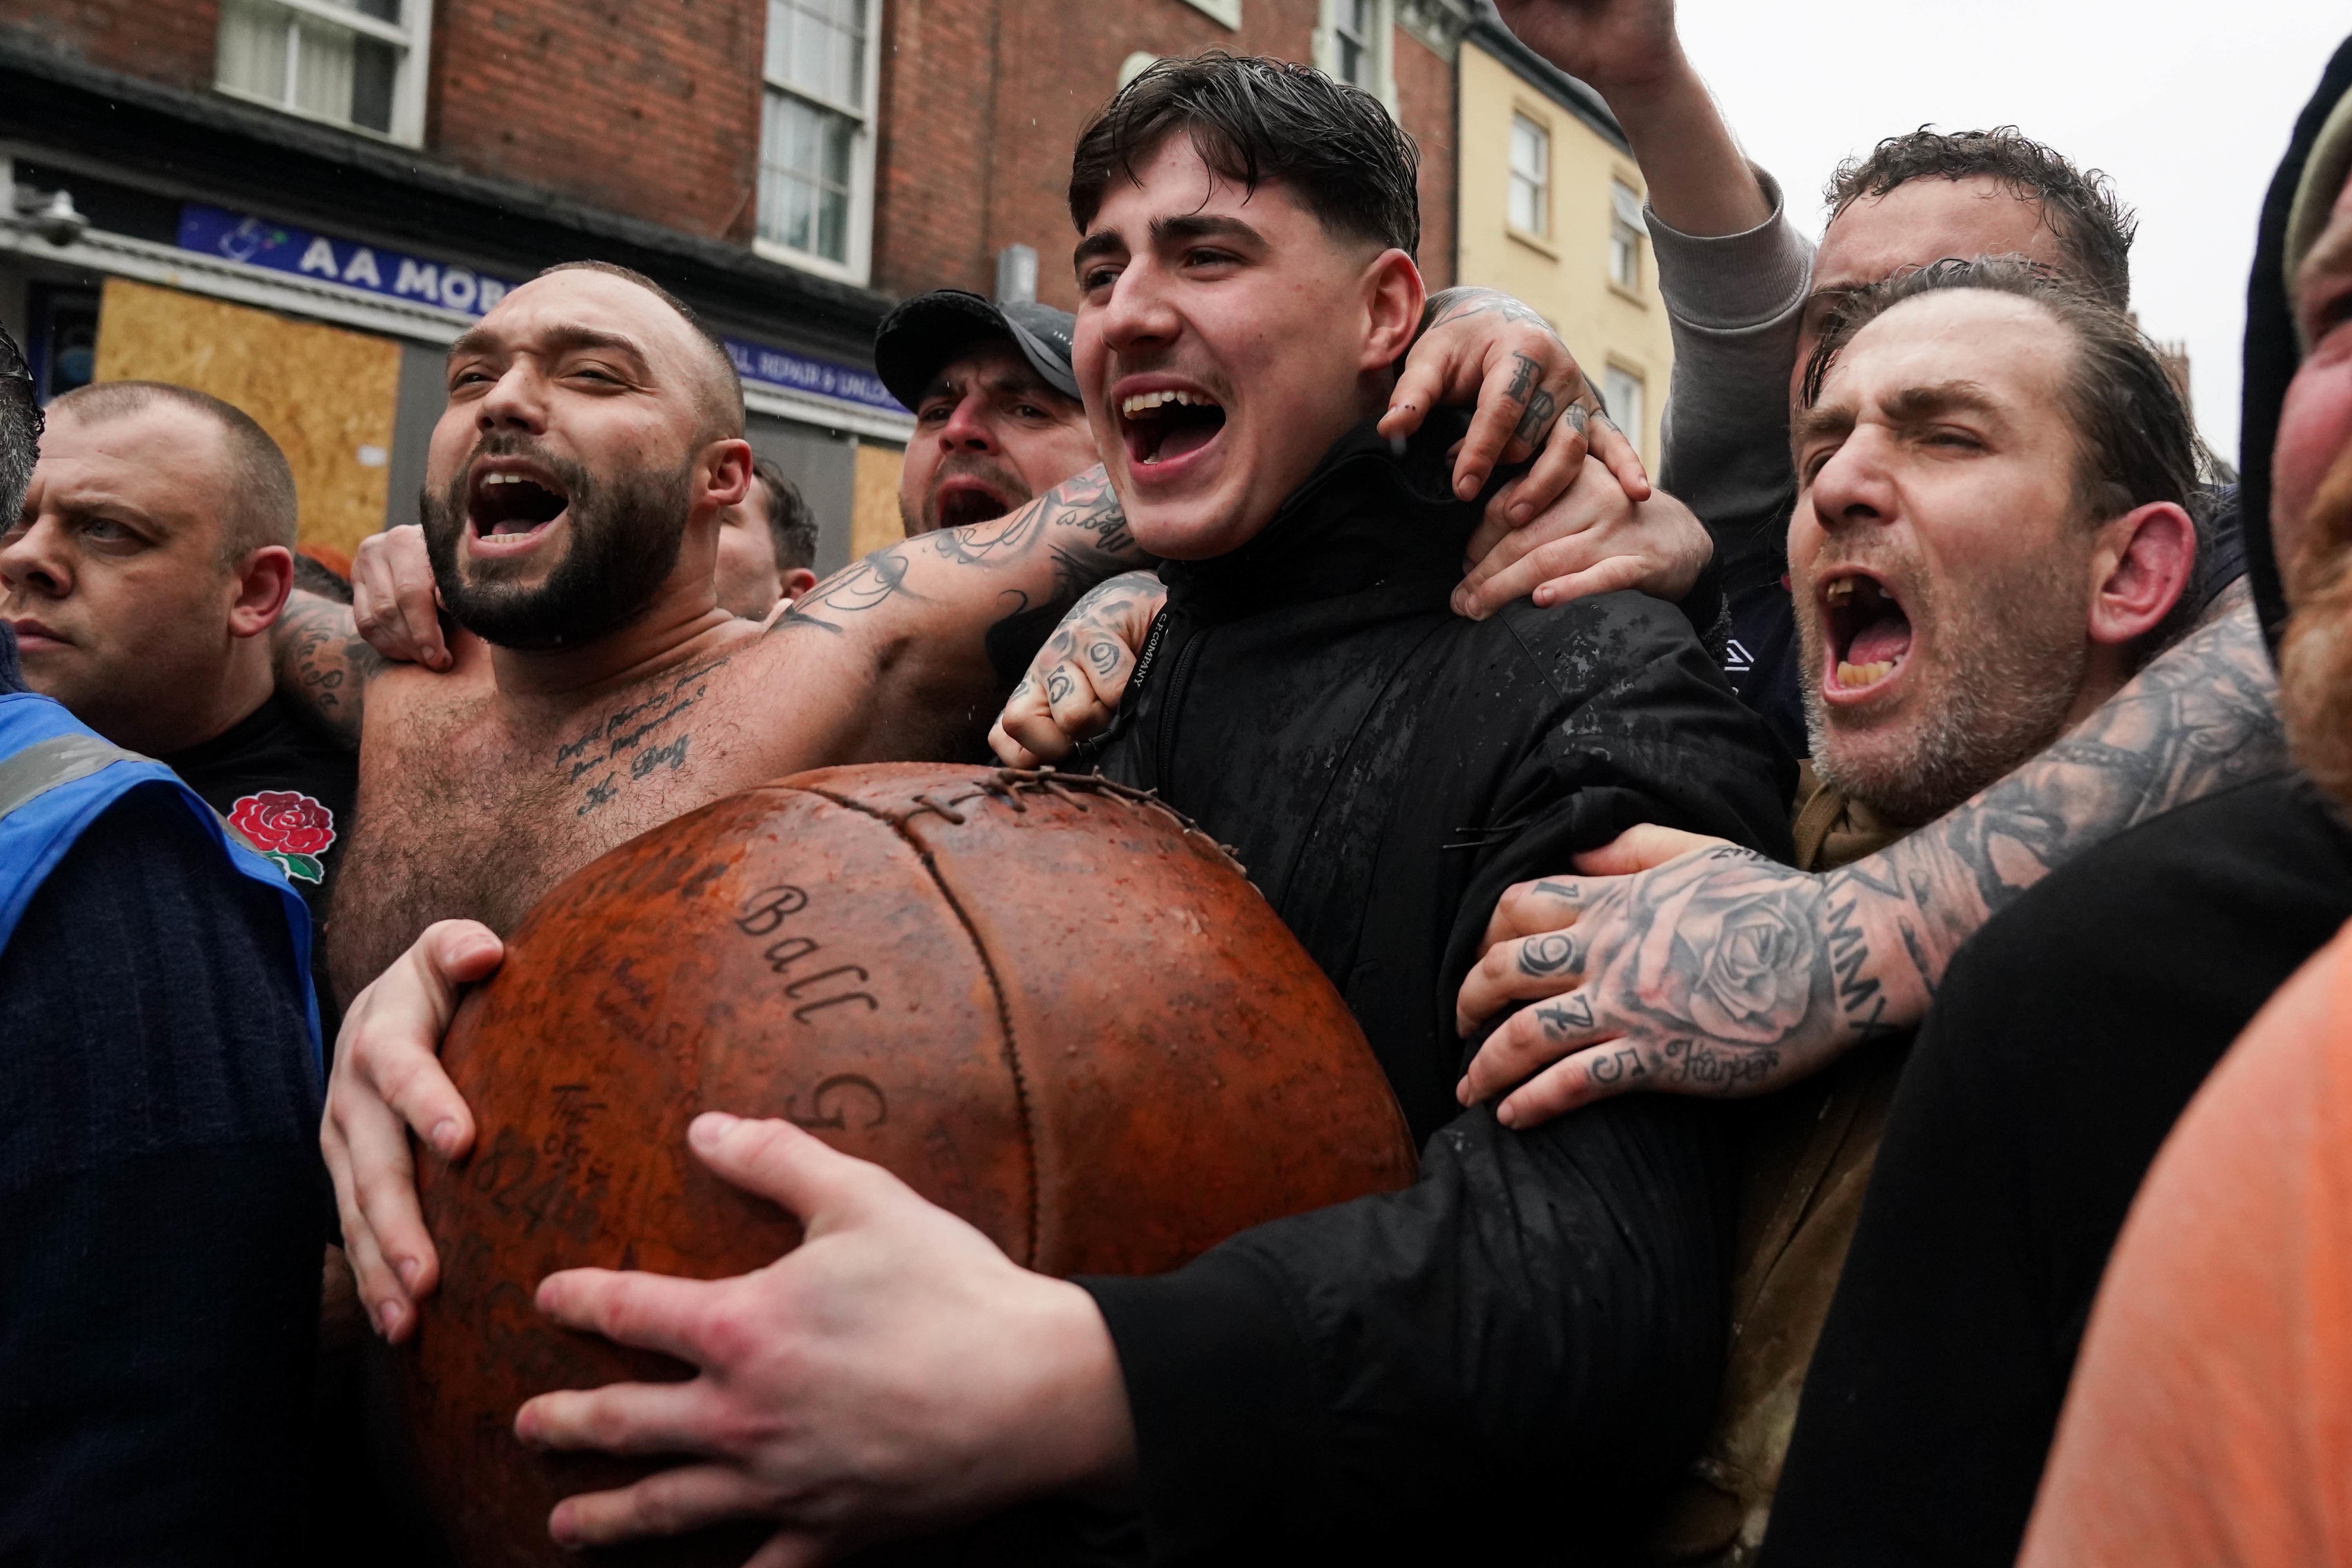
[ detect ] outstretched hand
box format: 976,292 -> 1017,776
1385,287 -> 1650,514
1454,826 -> 1860,1127
516,1114 -> 1133,1559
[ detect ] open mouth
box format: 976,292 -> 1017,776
1822,571 -> 1912,694
934,479 -> 1013,531
468,462 -> 570,544
1119,388 -> 1227,469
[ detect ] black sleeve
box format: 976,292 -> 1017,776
1080,604 -> 1793,1562
0,785 -> 325,1566
1759,778 -> 2352,1568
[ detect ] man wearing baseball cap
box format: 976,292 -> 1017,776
875,289 -> 1099,535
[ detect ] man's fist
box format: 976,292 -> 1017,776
1492,0 -> 1684,98
991,570 -> 1166,767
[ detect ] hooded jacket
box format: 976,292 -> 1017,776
1069,418 -> 1794,1561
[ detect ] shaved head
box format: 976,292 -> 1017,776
47,381 -> 296,565
532,260 -> 744,443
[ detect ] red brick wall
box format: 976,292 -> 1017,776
871,0 -> 1458,303
4,0 -> 1457,295
427,0 -> 768,243
5,0 -> 223,92
1395,25 -> 1454,290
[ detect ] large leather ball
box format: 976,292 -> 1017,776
400,764 -> 1416,1565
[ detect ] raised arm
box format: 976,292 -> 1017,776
1459,585 -> 2287,1122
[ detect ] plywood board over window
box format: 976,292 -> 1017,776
90,278 -> 402,561
850,439 -> 906,558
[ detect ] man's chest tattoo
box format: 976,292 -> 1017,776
553,657 -> 728,815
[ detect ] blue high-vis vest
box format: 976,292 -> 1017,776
0,690 -> 323,1067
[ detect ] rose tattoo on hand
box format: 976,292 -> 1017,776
1456,840 -> 1844,1127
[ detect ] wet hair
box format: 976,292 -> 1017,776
49,381 -> 297,565
1068,52 -> 1420,258
0,327 -> 36,524
750,456 -> 818,572
1827,127 -> 2136,311
535,260 -> 746,441
1802,257 -> 2203,649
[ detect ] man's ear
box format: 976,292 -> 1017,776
2087,499 -> 2198,647
780,566 -> 819,602
1359,248 -> 1426,373
229,544 -> 296,639
701,438 -> 755,514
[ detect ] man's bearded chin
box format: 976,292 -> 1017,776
2280,440 -> 2352,813
420,445 -> 693,651
1800,553 -> 2089,826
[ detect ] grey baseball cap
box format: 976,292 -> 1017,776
874,290 -> 1080,412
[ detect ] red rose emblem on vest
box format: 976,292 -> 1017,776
229,791 -> 337,885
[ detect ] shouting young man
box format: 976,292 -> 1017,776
446,54 -> 1789,1563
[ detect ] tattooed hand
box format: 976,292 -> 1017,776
1458,828 -> 1836,1123
1383,287 -> 1649,513
1455,592 -> 2287,1125
1453,456 -> 1711,619
991,570 -> 1166,766
352,524 -> 454,670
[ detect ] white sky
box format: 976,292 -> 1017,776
1671,0 -> 2346,464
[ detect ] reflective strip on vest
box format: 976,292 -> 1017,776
0,731 -> 142,819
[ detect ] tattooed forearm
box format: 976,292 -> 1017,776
1833,594 -> 2285,1019
271,591 -> 387,745
1463,597 -> 2287,1115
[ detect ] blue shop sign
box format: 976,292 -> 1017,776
175,202 -> 905,418
722,338 -> 906,415
177,202 -> 518,316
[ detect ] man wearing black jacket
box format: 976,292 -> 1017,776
503,54 -> 1789,1564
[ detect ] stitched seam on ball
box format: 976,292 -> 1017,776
801,787 -> 1043,1270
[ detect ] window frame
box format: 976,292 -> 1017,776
212,0 -> 436,147
752,0 -> 884,287
1315,0 -> 1395,112
1602,361 -> 1646,460
1506,109 -> 1551,243
1608,174 -> 1646,294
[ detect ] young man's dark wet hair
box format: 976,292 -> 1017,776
1068,51 -> 1421,257
1827,128 -> 2137,310
750,457 -> 818,574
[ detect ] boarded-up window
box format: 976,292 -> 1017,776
92,278 -> 402,561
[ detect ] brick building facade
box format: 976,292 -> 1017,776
0,0 -> 1471,560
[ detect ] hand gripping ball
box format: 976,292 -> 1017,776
399,764 -> 1417,1564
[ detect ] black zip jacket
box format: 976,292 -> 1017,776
1069,419 -> 1794,1562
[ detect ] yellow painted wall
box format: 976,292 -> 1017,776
850,440 -> 906,559
91,278 -> 403,561
1454,42 -> 1674,469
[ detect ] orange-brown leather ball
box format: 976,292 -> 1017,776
399,764 -> 1417,1565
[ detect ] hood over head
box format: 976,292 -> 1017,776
2243,34 -> 2352,653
